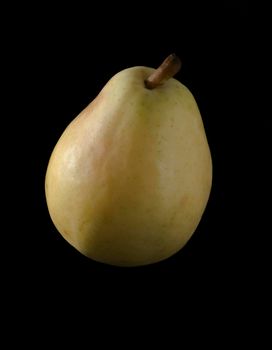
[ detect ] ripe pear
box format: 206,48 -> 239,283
45,54 -> 212,266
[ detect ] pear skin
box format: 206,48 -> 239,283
45,55 -> 212,266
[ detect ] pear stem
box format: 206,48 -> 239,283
144,54 -> 182,89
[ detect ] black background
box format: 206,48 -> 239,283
7,2 -> 257,301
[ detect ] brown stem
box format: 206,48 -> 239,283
144,54 -> 182,89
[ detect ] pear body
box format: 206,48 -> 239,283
45,66 -> 212,266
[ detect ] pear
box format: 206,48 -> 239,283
45,54 -> 212,266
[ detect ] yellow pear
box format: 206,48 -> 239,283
45,54 -> 212,266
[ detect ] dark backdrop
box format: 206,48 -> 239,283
8,2 -> 254,297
